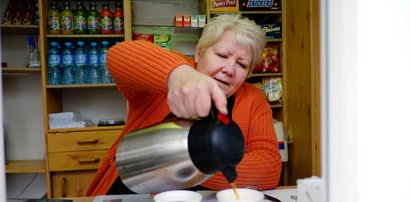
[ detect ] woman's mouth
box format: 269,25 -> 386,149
214,78 -> 229,86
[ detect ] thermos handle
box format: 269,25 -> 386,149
209,104 -> 231,125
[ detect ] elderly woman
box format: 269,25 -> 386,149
86,14 -> 282,195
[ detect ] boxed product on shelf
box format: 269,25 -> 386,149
133,33 -> 154,43
210,0 -> 239,11
174,14 -> 183,27
183,15 -> 191,27
239,0 -> 281,11
259,23 -> 281,39
48,111 -> 92,129
191,15 -> 199,27
154,34 -> 171,50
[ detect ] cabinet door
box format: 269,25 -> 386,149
51,170 -> 96,198
48,150 -> 107,171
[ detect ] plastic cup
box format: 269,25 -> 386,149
153,190 -> 202,202
216,188 -> 264,202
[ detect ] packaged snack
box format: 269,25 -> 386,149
133,33 -> 154,43
154,34 -> 171,50
239,0 -> 280,11
262,77 -> 282,103
259,23 -> 281,39
210,0 -> 239,11
183,15 -> 191,27
260,44 -> 280,73
198,15 -> 206,27
191,15 -> 199,27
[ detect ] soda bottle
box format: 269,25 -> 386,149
60,2 -> 73,34
87,3 -> 99,34
74,2 -> 87,34
113,3 -> 124,34
100,3 -> 113,34
62,42 -> 75,84
100,41 -> 112,83
47,2 -> 60,34
88,42 -> 100,84
48,42 -> 61,85
74,41 -> 87,84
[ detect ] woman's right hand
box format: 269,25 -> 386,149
167,65 -> 228,119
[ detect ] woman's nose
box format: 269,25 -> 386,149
222,60 -> 235,75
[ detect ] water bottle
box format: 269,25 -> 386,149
88,42 -> 100,84
62,42 -> 75,85
100,41 -> 112,83
74,41 -> 87,84
48,42 -> 61,85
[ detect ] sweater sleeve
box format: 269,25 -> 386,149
201,84 -> 282,190
106,40 -> 194,100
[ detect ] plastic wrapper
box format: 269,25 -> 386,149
262,77 -> 282,102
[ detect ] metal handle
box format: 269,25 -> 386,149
78,158 -> 100,164
77,138 -> 99,145
61,177 -> 66,197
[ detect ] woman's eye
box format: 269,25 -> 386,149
237,63 -> 247,69
217,54 -> 227,58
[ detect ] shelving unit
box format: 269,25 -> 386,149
6,160 -> 46,173
37,0 -> 132,197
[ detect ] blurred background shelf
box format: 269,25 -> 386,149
6,160 -> 46,173
0,24 -> 39,35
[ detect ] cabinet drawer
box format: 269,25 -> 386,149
48,150 -> 107,171
48,129 -> 121,152
51,170 -> 96,198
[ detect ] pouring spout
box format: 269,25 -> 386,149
222,167 -> 237,183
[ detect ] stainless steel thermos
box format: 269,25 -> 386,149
115,113 -> 245,194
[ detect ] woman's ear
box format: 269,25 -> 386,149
194,45 -> 200,63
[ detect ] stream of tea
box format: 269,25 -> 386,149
230,182 -> 240,200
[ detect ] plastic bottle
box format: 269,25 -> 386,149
60,2 -> 73,34
74,2 -> 87,34
74,41 -> 87,84
100,41 -> 112,83
87,3 -> 100,34
100,3 -> 113,34
47,2 -> 60,34
113,3 -> 124,34
62,42 -> 75,84
88,42 -> 100,84
48,42 -> 61,85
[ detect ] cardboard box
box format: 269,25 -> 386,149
183,15 -> 191,27
191,15 -> 199,27
239,0 -> 281,11
210,0 -> 239,11
198,15 -> 206,27
259,23 -> 282,39
174,14 -> 183,27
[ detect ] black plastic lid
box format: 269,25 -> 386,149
188,119 -> 245,183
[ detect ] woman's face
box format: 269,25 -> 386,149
195,29 -> 252,97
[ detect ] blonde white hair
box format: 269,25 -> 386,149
197,14 -> 266,76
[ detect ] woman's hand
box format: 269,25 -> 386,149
167,65 -> 228,119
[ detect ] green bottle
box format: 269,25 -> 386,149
74,2 -> 87,34
87,2 -> 100,34
60,2 -> 73,34
47,1 -> 60,34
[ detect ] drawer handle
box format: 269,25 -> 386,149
77,139 -> 99,145
78,158 -> 100,164
61,177 -> 66,198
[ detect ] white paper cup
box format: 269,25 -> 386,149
216,188 -> 264,202
154,190 -> 202,202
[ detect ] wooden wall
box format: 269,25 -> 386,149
284,0 -> 320,184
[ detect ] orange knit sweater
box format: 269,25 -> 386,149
86,40 -> 282,196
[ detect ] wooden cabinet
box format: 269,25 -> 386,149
51,170 -> 96,198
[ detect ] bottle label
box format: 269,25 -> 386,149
113,17 -> 124,31
74,16 -> 87,30
60,16 -> 73,30
87,16 -> 99,30
100,17 -> 113,31
75,53 -> 87,65
48,16 -> 60,30
62,54 -> 74,65
99,53 -> 107,63
49,54 -> 61,65
89,54 -> 98,64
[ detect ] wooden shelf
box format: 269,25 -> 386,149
46,83 -> 116,89
47,34 -> 124,38
2,67 -> 41,74
267,38 -> 282,42
49,125 -> 124,133
0,24 -> 39,35
270,104 -> 283,108
211,11 -> 282,15
6,160 -> 46,173
250,72 -> 282,77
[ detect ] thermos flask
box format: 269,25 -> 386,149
116,112 -> 245,194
